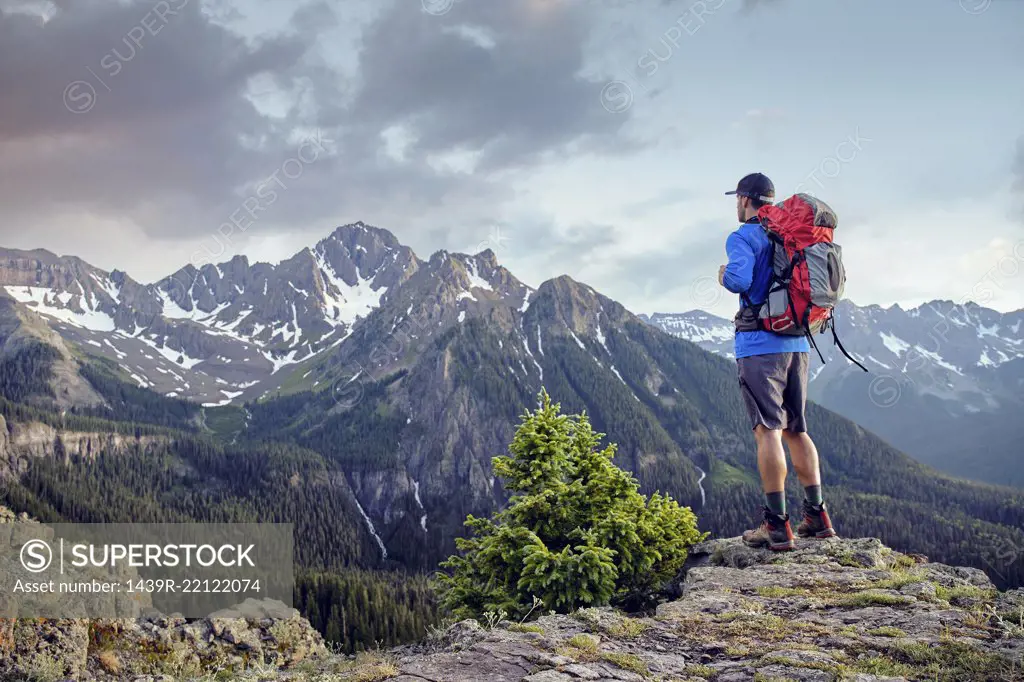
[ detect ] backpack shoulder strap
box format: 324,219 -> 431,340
828,315 -> 868,372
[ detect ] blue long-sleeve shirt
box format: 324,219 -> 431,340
723,219 -> 810,359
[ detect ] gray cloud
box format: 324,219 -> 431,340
1014,137 -> 1024,202
741,0 -> 784,10
0,0 -> 318,237
604,226 -> 726,305
348,1 -> 629,172
0,0 -> 637,275
619,187 -> 695,219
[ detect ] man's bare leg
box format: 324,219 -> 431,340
743,425 -> 797,550
783,430 -> 820,489
755,426 -> 787,512
783,430 -> 837,538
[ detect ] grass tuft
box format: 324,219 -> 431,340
604,617 -> 650,639
601,652 -> 650,677
836,591 -> 913,608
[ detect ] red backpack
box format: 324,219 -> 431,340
735,193 -> 867,371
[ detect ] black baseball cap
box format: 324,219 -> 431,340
725,172 -> 775,202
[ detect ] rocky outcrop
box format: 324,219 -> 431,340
374,536 -> 1023,682
0,604 -> 327,681
2,514 -> 1022,681
0,507 -> 327,681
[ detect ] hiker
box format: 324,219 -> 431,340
718,172 -> 837,551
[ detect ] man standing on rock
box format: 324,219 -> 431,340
718,172 -> 837,551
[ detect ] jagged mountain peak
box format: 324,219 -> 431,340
422,249 -> 516,301
474,247 -> 498,263
323,221 -> 403,249
530,275 -> 627,341
534,274 -> 596,303
0,223 -> 431,405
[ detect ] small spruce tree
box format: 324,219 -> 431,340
436,389 -> 707,621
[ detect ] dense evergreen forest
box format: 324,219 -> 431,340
0,343 -> 59,403
1,431 -> 438,652
295,570 -> 436,653
78,357 -> 202,429
0,349 -> 436,651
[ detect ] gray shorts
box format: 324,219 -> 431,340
737,352 -> 809,433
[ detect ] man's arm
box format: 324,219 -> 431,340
721,231 -> 755,295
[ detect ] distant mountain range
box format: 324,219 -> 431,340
1,224 -> 1023,590
641,301 -> 1024,487
0,225 -> 421,406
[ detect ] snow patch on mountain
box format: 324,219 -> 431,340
102,338 -> 127,360
595,314 -> 609,355
4,286 -> 116,331
202,390 -> 245,408
867,355 -> 892,370
521,332 -> 543,380
314,246 -> 386,327
880,332 -> 911,356
519,289 -> 533,313
912,344 -> 962,375
262,349 -> 302,374
464,259 -> 493,294
136,334 -> 205,370
89,272 -> 121,303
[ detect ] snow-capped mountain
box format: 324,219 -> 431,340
0,222 -> 532,407
638,311 -> 735,358
0,225 -> 399,404
642,300 -> 1024,486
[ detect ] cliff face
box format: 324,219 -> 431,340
0,415 -> 171,463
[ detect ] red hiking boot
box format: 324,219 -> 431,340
796,500 -> 838,539
742,507 -> 796,551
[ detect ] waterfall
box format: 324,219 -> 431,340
353,497 -> 388,559
413,480 -> 427,533
696,466 -> 707,509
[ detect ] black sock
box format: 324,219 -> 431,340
765,491 -> 786,517
804,485 -> 823,506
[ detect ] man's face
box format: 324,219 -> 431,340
736,195 -> 746,223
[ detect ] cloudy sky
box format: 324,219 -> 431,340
1,0 -> 1022,319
